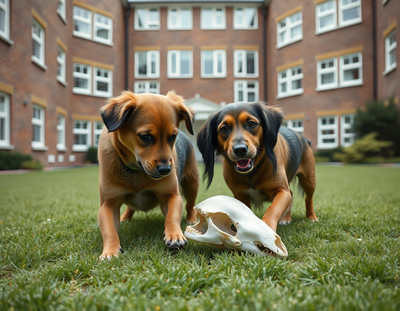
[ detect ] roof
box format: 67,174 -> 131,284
184,94 -> 221,121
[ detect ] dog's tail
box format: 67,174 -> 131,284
290,176 -> 305,197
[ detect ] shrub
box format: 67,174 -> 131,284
0,151 -> 32,170
86,147 -> 98,164
314,147 -> 343,162
21,159 -> 43,170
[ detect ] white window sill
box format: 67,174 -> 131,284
72,145 -> 89,152
276,37 -> 303,50
93,92 -> 112,98
317,145 -> 339,150
233,26 -> 258,30
57,77 -> 68,86
167,75 -> 194,79
32,57 -> 48,70
73,89 -> 92,95
135,75 -> 160,79
201,75 -> 227,79
57,146 -> 68,152
316,82 -> 363,92
32,145 -> 49,151
0,144 -> 14,150
383,64 -> 397,76
234,74 -> 259,78
0,34 -> 14,45
315,21 -> 362,35
73,33 -> 114,47
73,91 -> 111,98
382,0 -> 389,5
277,90 -> 304,99
134,28 -> 161,31
200,27 -> 227,30
167,27 -> 193,30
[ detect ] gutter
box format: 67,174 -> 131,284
372,0 -> 377,100
125,5 -> 132,90
262,3 -> 267,101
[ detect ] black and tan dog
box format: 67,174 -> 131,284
197,102 -> 317,233
98,91 -> 199,258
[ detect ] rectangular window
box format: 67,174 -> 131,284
93,67 -> 112,97
277,11 -> 303,48
135,8 -> 160,30
168,50 -> 193,78
73,120 -> 91,151
93,121 -> 103,147
234,50 -> 258,78
318,115 -> 338,148
57,0 -> 66,22
57,46 -> 66,84
201,7 -> 226,29
340,114 -> 355,147
168,8 -> 192,30
93,13 -> 112,44
0,92 -> 10,147
338,0 -> 361,27
234,81 -> 259,103
32,19 -> 45,67
0,0 -> 10,40
73,63 -> 92,94
316,0 -> 336,33
339,52 -> 362,86
317,57 -> 338,90
57,114 -> 66,150
73,6 -> 92,39
385,30 -> 397,73
201,50 -> 226,78
134,81 -> 160,94
283,119 -> 304,135
32,105 -> 46,149
278,65 -> 303,98
135,50 -> 160,78
234,7 -> 257,29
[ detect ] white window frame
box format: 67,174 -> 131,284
316,0 -> 337,34
277,11 -> 303,48
283,119 -> 304,135
234,81 -> 259,103
234,50 -> 259,78
233,7 -> 258,30
384,30 -> 397,74
201,7 -> 226,30
73,63 -> 92,95
338,0 -> 362,27
93,67 -> 112,97
316,57 -> 338,91
93,13 -> 113,45
57,0 -> 66,23
168,8 -> 192,30
168,50 -> 193,78
32,19 -> 46,68
93,121 -> 103,147
340,114 -> 355,147
135,8 -> 160,30
317,115 -> 339,149
32,104 -> 46,150
0,0 -> 10,41
0,92 -> 11,148
57,46 -> 66,85
277,65 -> 304,98
73,120 -> 91,152
134,81 -> 160,94
339,52 -> 363,87
135,50 -> 160,79
57,114 -> 66,151
201,50 -> 226,78
73,6 -> 92,40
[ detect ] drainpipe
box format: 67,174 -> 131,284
372,0 -> 377,100
125,6 -> 132,90
262,3 -> 267,101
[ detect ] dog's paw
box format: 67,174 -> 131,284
164,234 -> 188,249
279,219 -> 292,225
186,216 -> 198,225
307,215 -> 318,222
99,246 -> 124,259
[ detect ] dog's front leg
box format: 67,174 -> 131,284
261,189 -> 292,232
98,200 -> 123,258
161,195 -> 188,249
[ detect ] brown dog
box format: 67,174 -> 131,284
98,91 -> 199,258
197,102 -> 317,233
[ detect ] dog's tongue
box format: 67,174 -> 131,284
236,159 -> 251,169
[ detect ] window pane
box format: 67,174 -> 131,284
0,118 -> 5,140
170,9 -> 177,26
74,134 -> 87,145
321,73 -> 334,84
323,138 -> 335,143
33,125 -> 41,142
238,91 -> 243,102
292,79 -> 302,90
138,52 -> 147,75
96,27 -> 109,39
217,52 -> 222,73
236,8 -> 243,25
74,20 -> 90,34
204,51 -> 213,74
343,68 -> 359,81
215,9 -> 223,26
181,51 -> 190,74
281,82 -> 287,93
137,9 -> 145,27
237,53 -> 243,73
151,53 -> 156,74
291,25 -> 302,39
149,9 -> 158,22
171,53 -> 176,74
389,50 -> 396,66
320,14 -> 334,28
279,31 -> 286,43
342,7 -> 359,22
74,77 -> 88,89
246,52 -> 255,74
0,9 -> 5,33
181,9 -> 191,28
33,40 -> 41,59
246,8 -> 256,27
248,92 -> 255,102
97,81 -> 108,92
202,9 -> 212,26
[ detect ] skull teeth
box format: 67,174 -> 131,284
185,226 -> 204,235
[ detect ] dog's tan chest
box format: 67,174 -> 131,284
246,188 -> 272,209
123,190 -> 159,212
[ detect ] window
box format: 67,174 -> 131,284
135,8 -> 160,30
168,50 -> 193,78
234,81 -> 259,103
135,51 -> 160,78
0,0 -> 10,40
316,0 -> 336,33
318,115 -> 338,148
201,50 -> 226,78
32,19 -> 46,68
93,121 -> 103,147
340,114 -> 355,147
339,53 -> 362,86
134,81 -> 160,94
0,92 -> 10,148
32,105 -> 46,149
73,6 -> 92,39
338,0 -> 362,27
317,57 -> 338,90
73,63 -> 92,95
94,13 -> 112,44
201,8 -> 225,29
93,67 -> 112,97
283,119 -> 304,135
73,120 -> 91,151
57,0 -> 66,22
277,11 -> 303,48
385,30 -> 397,73
57,114 -> 66,151
168,8 -> 192,30
234,50 -> 258,77
234,7 -> 257,29
277,65 -> 303,98
57,46 -> 66,84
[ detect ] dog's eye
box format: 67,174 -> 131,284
247,121 -> 257,128
169,134 -> 177,142
220,126 -> 230,134
139,134 -> 152,142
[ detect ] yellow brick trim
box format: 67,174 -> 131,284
201,46 -> 227,50
284,113 -> 305,120
276,59 -> 304,72
73,114 -> 102,121
57,106 -> 67,116
233,45 -> 259,50
73,0 -> 114,18
167,46 -> 193,50
315,46 -> 363,61
32,8 -> 48,29
275,6 -> 302,22
316,108 -> 356,117
0,82 -> 13,94
315,0 -> 328,5
31,95 -> 47,108
384,97 -> 399,106
134,46 -> 160,51
73,57 -> 114,70
383,20 -> 397,38
57,37 -> 68,52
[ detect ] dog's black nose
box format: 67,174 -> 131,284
157,165 -> 171,176
233,144 -> 248,157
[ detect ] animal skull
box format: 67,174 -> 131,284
185,195 -> 288,258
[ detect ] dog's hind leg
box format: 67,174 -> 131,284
120,206 -> 135,222
180,151 -> 199,224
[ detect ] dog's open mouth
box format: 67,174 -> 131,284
235,159 -> 253,173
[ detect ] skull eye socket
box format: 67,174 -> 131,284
230,223 -> 237,233
211,212 -> 237,237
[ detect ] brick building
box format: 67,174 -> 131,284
0,0 -> 398,167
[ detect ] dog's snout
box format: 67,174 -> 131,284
233,144 -> 248,157
157,164 -> 172,176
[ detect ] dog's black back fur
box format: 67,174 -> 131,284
175,130 -> 193,182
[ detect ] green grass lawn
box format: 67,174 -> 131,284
0,164 -> 399,311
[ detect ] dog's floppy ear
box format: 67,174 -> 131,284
167,90 -> 195,135
197,111 -> 220,189
100,91 -> 137,133
254,102 -> 284,176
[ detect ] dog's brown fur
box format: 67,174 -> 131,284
98,91 -> 199,258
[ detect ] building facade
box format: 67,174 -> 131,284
0,0 -> 398,167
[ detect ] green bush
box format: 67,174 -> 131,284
363,157 -> 400,164
314,156 -> 330,162
86,147 -> 98,164
0,151 -> 32,170
21,159 -> 43,170
314,147 -> 343,162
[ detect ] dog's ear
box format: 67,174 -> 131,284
197,111 -> 220,189
167,90 -> 195,135
100,91 -> 137,133
254,102 -> 284,176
